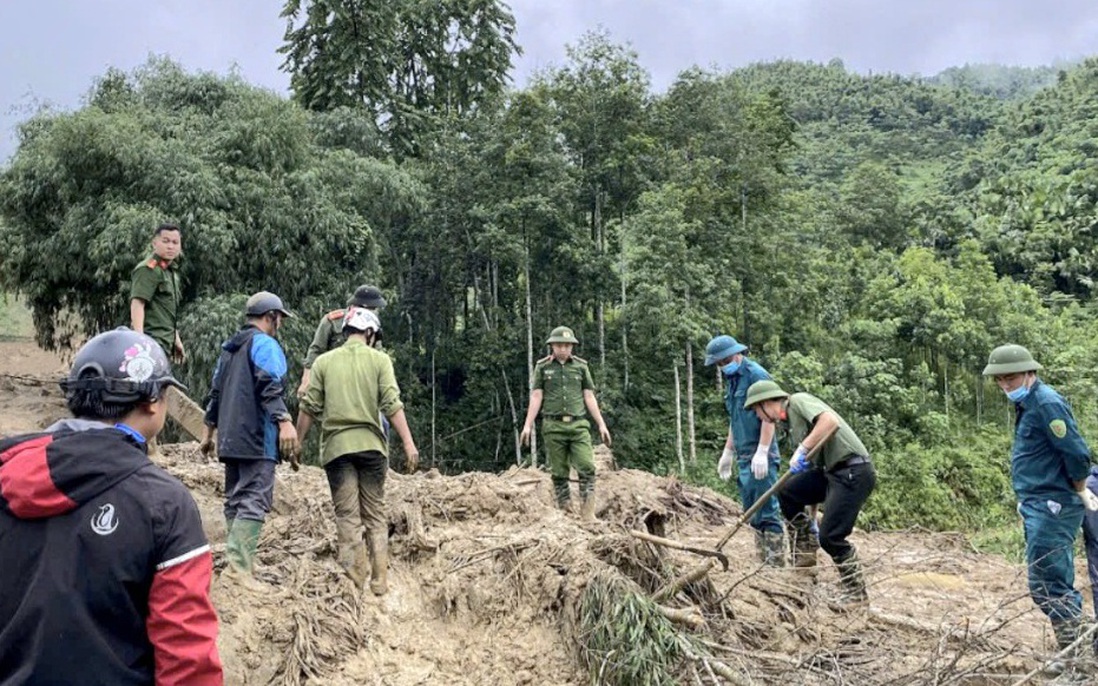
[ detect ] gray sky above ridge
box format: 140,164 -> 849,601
1,0 -> 1096,162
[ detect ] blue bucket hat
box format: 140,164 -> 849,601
704,335 -> 748,366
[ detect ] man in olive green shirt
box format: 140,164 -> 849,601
297,284 -> 386,398
296,307 -> 417,595
520,326 -> 612,522
130,223 -> 185,363
744,380 -> 876,611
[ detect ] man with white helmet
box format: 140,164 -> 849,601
297,306 -> 419,595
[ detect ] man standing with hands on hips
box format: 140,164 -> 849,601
704,334 -> 784,566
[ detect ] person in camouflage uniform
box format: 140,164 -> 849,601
297,285 -> 387,398
520,326 -> 612,522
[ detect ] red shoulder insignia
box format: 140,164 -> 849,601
145,258 -> 158,269
327,309 -> 346,321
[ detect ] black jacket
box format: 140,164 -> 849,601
0,420 -> 222,685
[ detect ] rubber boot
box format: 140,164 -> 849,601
339,538 -> 369,590
762,531 -> 786,567
223,518 -> 268,592
788,514 -> 819,579
551,476 -> 572,512
829,550 -> 869,612
580,491 -> 597,522
366,529 -> 389,596
1046,619 -> 1088,683
753,529 -> 769,564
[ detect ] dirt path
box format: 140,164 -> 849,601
0,339 -> 68,436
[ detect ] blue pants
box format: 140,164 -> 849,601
1020,498 -> 1083,622
737,458 -> 783,535
223,458 -> 276,522
1083,474 -> 1098,618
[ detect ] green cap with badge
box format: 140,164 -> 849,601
546,326 -> 579,345
743,380 -> 790,409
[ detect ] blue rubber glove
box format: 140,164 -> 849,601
790,444 -> 810,474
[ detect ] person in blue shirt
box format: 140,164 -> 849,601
984,344 -> 1097,682
704,334 -> 784,566
201,291 -> 299,590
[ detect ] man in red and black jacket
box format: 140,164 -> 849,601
0,328 -> 222,686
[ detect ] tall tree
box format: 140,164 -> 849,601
280,0 -> 521,157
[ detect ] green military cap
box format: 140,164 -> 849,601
743,380 -> 790,409
546,326 -> 579,345
982,344 -> 1042,376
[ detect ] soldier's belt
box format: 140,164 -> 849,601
546,415 -> 576,423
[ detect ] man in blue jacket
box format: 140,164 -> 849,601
704,334 -> 784,566
201,291 -> 298,589
984,344 -> 1096,682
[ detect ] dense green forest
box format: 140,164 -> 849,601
2,4 -> 1096,534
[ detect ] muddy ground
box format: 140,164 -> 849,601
0,339 -> 1085,685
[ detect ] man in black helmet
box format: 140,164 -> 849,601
201,291 -> 298,590
0,328 -> 223,685
297,284 -> 387,399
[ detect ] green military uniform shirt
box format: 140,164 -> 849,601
304,309 -> 347,368
130,256 -> 181,353
785,393 -> 869,470
300,338 -> 403,465
532,355 -> 595,418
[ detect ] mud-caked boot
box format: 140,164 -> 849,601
762,531 -> 786,567
788,515 -> 819,579
551,476 -> 573,513
829,550 -> 869,612
1045,619 -> 1089,683
580,492 -> 597,523
366,529 -> 389,596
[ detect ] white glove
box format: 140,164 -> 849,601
751,444 -> 770,480
718,447 -> 736,481
1079,488 -> 1098,512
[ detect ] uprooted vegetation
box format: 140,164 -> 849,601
148,443 -> 1068,686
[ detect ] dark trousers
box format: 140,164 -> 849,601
223,458 -> 276,522
778,462 -> 876,561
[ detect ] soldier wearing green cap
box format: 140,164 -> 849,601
520,326 -> 611,521
983,344 -> 1095,680
297,285 -> 387,398
744,380 -> 876,611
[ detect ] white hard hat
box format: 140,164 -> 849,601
343,306 -> 381,334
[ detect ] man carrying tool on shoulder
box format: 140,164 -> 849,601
744,380 -> 876,610
984,344 -> 1096,683
704,334 -> 784,566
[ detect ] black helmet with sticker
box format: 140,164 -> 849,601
60,328 -> 186,403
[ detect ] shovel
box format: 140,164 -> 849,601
712,426 -> 837,552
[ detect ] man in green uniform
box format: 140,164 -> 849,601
130,223 -> 185,363
296,307 -> 419,595
744,380 -> 876,611
297,285 -> 386,398
520,326 -> 612,522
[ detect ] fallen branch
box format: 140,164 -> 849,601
653,559 -> 716,603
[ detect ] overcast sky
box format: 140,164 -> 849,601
1,1 -> 1095,162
